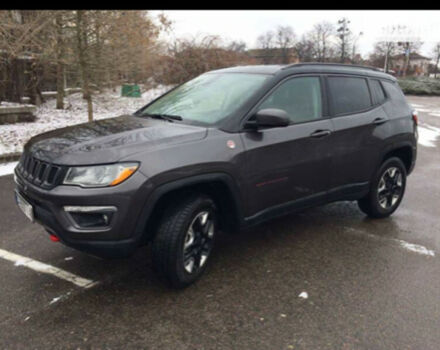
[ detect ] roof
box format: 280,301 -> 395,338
210,63 -> 396,80
209,65 -> 285,74
391,53 -> 431,60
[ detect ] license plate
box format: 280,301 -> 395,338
15,191 -> 34,222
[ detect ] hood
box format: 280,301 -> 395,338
25,115 -> 207,165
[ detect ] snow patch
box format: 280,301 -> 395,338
418,125 -> 440,147
343,226 -> 436,258
0,161 -> 18,177
0,85 -> 172,156
49,296 -> 62,304
398,240 -> 435,257
298,291 -> 308,299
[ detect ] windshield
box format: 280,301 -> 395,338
139,73 -> 269,126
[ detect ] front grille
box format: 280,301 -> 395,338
16,153 -> 65,189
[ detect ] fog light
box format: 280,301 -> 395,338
64,206 -> 116,229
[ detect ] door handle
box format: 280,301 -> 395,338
372,117 -> 387,125
310,129 -> 332,138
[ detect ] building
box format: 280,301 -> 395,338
390,53 -> 431,77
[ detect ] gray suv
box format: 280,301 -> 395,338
14,63 -> 417,288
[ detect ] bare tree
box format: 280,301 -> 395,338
310,21 -> 335,62
0,10 -> 52,103
295,35 -> 315,62
275,26 -> 296,64
370,41 -> 398,72
76,10 -> 93,121
55,11 -> 65,109
256,30 -> 275,64
228,40 -> 247,53
351,31 -> 363,63
397,39 -> 423,77
432,42 -> 440,78
155,35 -> 254,85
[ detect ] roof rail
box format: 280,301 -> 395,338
282,62 -> 381,72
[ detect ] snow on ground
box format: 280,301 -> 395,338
0,161 -> 18,176
411,102 -> 440,118
0,85 -> 171,156
418,124 -> 440,148
0,101 -> 35,108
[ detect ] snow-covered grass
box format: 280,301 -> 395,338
0,161 -> 18,176
0,85 -> 171,156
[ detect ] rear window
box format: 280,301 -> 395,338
370,79 -> 386,105
382,81 -> 406,102
328,76 -> 372,115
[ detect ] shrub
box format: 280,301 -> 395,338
398,77 -> 440,96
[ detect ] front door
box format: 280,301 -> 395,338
240,76 -> 334,218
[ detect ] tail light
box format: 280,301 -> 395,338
412,110 -> 418,140
412,110 -> 418,125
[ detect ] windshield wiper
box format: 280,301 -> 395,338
145,113 -> 183,122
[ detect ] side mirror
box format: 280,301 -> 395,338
245,109 -> 290,129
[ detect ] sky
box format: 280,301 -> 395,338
150,10 -> 440,59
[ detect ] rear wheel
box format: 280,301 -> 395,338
152,195 -> 217,288
358,157 -> 407,218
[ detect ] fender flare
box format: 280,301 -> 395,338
380,140 -> 416,172
133,172 -> 244,241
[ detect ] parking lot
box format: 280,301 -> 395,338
0,95 -> 439,349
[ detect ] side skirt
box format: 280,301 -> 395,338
242,182 -> 369,228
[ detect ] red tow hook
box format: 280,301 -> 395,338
49,234 -> 60,242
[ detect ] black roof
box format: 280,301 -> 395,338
212,63 -> 396,81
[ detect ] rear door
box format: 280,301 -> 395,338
240,75 -> 334,217
326,75 -> 389,193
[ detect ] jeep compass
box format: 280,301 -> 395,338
14,63 -> 417,288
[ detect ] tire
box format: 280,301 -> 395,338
358,157 -> 407,219
152,194 -> 217,288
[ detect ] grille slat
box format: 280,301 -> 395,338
17,153 -> 64,189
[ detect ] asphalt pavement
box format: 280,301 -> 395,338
0,96 -> 439,349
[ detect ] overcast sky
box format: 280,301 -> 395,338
151,10 -> 440,59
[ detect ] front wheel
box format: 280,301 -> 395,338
358,157 -> 407,218
152,195 -> 217,288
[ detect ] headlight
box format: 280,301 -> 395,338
63,163 -> 139,188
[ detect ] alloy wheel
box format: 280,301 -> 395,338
183,210 -> 215,274
377,167 -> 403,209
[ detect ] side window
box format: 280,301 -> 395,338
259,77 -> 322,124
328,76 -> 372,115
382,81 -> 406,102
370,79 -> 386,105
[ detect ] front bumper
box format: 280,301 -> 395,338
14,169 -> 151,258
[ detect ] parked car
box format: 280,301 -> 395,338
14,63 -> 418,288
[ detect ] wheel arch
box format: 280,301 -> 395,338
134,173 -> 244,243
381,143 -> 415,174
